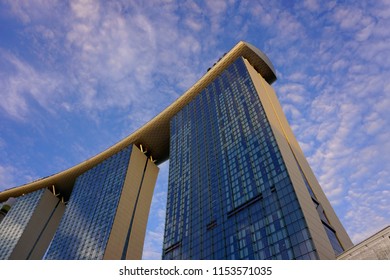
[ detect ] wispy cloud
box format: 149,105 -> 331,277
0,165 -> 17,188
0,163 -> 37,191
249,0 -> 390,244
1,0 -> 215,124
0,50 -> 63,120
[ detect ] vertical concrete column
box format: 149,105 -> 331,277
124,159 -> 159,259
103,145 -> 159,260
27,201 -> 65,259
9,189 -> 65,260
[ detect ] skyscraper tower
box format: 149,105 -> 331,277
0,42 -> 353,260
162,43 -> 352,260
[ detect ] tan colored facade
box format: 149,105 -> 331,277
104,145 -> 159,260
8,189 -> 65,260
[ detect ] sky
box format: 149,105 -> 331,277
0,0 -> 389,260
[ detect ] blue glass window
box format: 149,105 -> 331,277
0,189 -> 45,259
44,146 -> 132,259
163,58 -> 317,260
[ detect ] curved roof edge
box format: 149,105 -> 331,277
0,41 -> 276,202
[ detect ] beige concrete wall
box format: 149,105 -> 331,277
244,59 -> 353,259
28,200 -> 65,259
125,158 -> 159,260
103,145 -> 159,260
103,145 -> 146,259
9,189 -> 63,260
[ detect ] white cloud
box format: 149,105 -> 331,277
0,50 -> 62,120
355,21 -> 376,41
205,0 -> 227,14
372,0 -> 390,19
185,18 -> 204,32
0,164 -> 37,192
4,0 -> 61,23
333,6 -> 364,30
70,0 -> 100,20
279,83 -> 306,95
303,0 -> 319,12
142,228 -> 164,260
345,186 -> 390,243
331,59 -> 348,71
363,112 -> 385,135
1,0 -> 214,124
0,165 -> 16,190
282,104 -> 303,121
287,72 -> 308,82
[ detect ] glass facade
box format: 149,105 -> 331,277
163,57 -> 319,260
44,146 -> 132,260
0,189 -> 45,259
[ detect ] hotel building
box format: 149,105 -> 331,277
0,42 -> 353,260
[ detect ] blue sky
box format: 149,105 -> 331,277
0,0 -> 389,260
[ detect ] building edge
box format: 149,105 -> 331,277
244,59 -> 353,258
